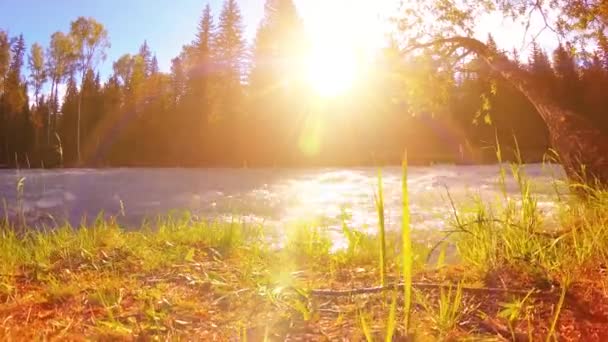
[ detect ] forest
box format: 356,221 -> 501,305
1,0 -> 608,168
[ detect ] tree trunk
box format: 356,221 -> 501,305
53,79 -> 59,135
420,37 -> 608,191
77,71 -> 86,166
77,89 -> 82,165
48,78 -> 55,146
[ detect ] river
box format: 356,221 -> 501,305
0,164 -> 566,235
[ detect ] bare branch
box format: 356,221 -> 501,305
535,0 -> 560,36
448,49 -> 475,69
311,282 -> 557,297
522,0 -> 562,50
520,4 -> 537,49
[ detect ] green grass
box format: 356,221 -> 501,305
417,282 -> 465,338
2,160 -> 608,340
374,168 -> 387,287
401,152 -> 413,334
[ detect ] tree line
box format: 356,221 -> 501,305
1,0 -> 608,168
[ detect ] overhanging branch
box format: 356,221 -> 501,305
403,37 -> 491,58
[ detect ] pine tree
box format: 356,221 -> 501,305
187,3 -> 216,114
81,69 -> 102,148
129,54 -> 147,113
59,75 -> 79,163
0,31 -> 10,94
212,0 -> 246,164
195,4 -> 215,61
2,34 -> 32,164
250,0 -> 305,92
170,56 -> 187,107
192,4 -> 215,92
138,40 -> 153,77
215,0 -> 245,97
552,43 -> 580,111
0,31 -> 10,164
247,0 -> 307,164
98,75 -> 122,164
580,53 -> 608,130
150,55 -> 159,75
179,3 -> 218,164
528,43 -> 556,97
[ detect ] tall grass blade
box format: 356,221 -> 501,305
385,291 -> 398,342
375,168 -> 387,286
495,131 -> 507,199
402,151 -> 413,333
546,277 -> 569,342
359,310 -> 374,342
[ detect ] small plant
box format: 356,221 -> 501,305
16,176 -> 26,227
88,279 -> 126,324
340,209 -> 362,257
418,282 -> 464,338
498,290 -> 534,340
286,297 -> 312,321
0,280 -> 15,301
44,276 -> 80,304
285,223 -> 331,259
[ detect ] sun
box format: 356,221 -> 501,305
306,45 -> 358,97
299,0 -> 395,97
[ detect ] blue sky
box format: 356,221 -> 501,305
0,0 -> 266,79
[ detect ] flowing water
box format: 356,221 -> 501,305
0,164 -> 566,236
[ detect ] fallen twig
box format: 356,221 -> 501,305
311,282 -> 556,298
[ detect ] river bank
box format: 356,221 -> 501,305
1,165 -> 607,340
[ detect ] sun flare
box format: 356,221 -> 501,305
306,46 -> 358,97
300,0 -> 395,98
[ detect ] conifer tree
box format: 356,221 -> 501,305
528,43 -> 556,97
150,55 -> 159,75
138,40 -> 153,77
211,0 -> 246,163
249,0 -> 305,92
552,43 -> 581,111
215,0 -> 245,113
60,75 -> 78,162
0,31 -> 9,94
248,0 -> 307,163
2,35 -> 33,163
184,3 -> 217,164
